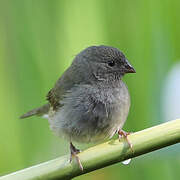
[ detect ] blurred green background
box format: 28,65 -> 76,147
0,0 -> 180,179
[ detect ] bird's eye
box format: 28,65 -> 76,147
108,60 -> 115,67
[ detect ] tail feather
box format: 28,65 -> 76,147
20,104 -> 50,119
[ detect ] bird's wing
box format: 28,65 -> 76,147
46,65 -> 81,110
46,88 -> 62,110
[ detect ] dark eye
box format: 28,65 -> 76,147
108,60 -> 115,67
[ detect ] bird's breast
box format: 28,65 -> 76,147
48,81 -> 130,143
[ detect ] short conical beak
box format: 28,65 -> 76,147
124,60 -> 136,73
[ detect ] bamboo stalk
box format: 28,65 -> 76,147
1,119 -> 180,180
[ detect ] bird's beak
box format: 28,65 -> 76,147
124,59 -> 136,73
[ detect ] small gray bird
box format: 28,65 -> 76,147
21,45 -> 136,170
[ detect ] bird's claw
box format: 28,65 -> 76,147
70,142 -> 83,171
118,130 -> 133,152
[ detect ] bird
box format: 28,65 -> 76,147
20,45 -> 136,170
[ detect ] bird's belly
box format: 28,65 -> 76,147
49,113 -> 112,143
48,82 -> 130,143
48,102 -> 129,144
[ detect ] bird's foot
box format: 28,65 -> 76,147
70,142 -> 83,171
118,130 -> 133,152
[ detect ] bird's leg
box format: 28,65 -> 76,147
118,129 -> 133,152
70,142 -> 83,171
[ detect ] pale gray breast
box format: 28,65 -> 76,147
109,81 -> 130,134
48,81 -> 130,143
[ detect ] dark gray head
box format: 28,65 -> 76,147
72,45 -> 135,82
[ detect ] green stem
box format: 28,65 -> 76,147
1,119 -> 180,180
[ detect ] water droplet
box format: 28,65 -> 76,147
122,158 -> 131,165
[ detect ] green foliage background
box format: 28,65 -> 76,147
0,0 -> 179,179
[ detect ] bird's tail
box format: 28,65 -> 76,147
20,104 -> 50,119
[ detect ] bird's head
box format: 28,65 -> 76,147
73,45 -> 136,82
